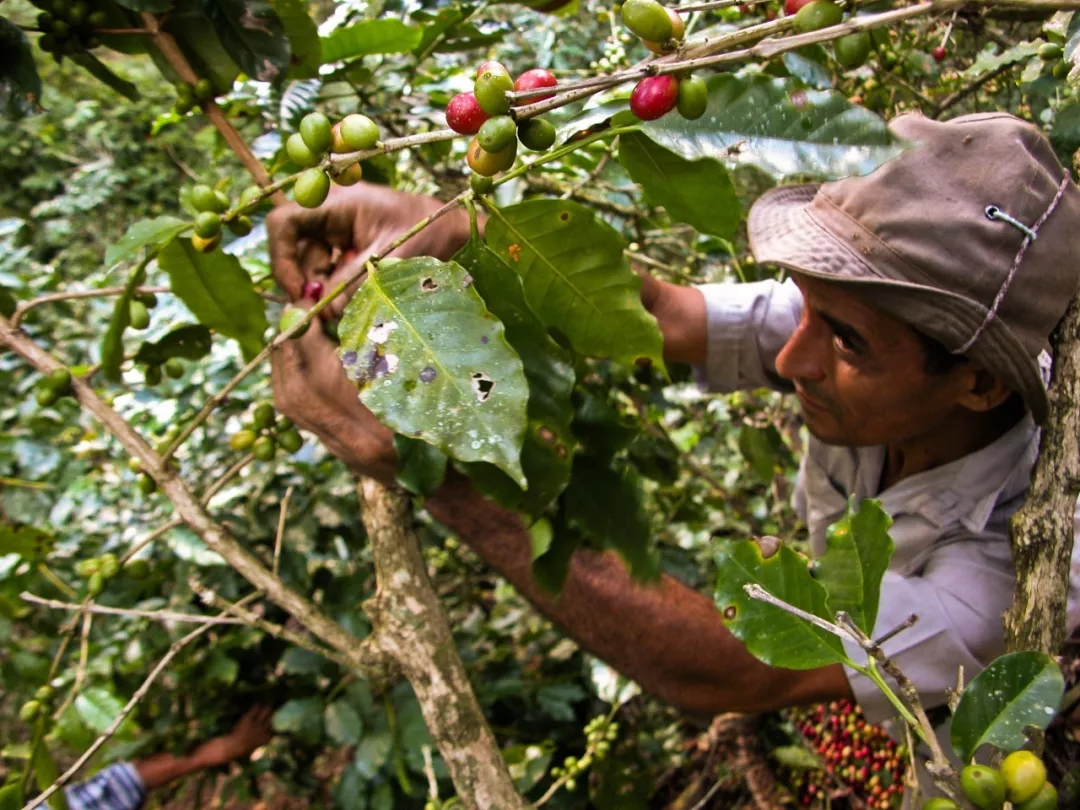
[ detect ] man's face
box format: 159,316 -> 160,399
774,275 -> 972,447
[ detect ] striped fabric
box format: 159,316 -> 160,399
64,763 -> 145,810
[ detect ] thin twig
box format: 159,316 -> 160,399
21,593 -> 250,626
200,453 -> 254,506
273,487 -> 294,577
12,286 -> 169,329
120,518 -> 182,565
743,584 -> 861,644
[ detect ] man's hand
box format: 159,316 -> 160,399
267,181 -> 472,320
194,705 -> 274,768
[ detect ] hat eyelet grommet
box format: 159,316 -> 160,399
984,205 -> 1001,220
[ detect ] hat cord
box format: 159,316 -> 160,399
955,174 -> 1072,354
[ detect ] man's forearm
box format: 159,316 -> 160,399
425,472 -> 850,715
133,750 -> 214,791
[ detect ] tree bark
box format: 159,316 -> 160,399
1004,294 -> 1080,653
356,478 -> 528,810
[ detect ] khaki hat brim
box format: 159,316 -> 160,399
747,184 -> 1050,424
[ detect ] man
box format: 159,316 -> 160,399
61,705 -> 272,810
266,113 -> 1080,793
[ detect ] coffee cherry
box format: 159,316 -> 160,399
339,114 -> 380,150
517,118 -> 557,151
792,0 -> 841,32
446,92 -> 490,135
278,429 -> 303,453
932,45 -> 947,62
129,300 -> 150,330
227,215 -> 253,236
86,571 -> 105,597
230,429 -> 258,451
478,115 -> 517,152
467,137 -> 517,176
1015,782 -> 1057,810
191,184 -> 224,213
194,211 -> 221,239
87,9 -> 107,26
332,163 -> 364,186
294,169 -> 330,209
475,59 -> 502,78
278,305 -> 309,338
286,132 -> 321,168
68,2 -> 88,24
213,189 -> 230,211
135,291 -> 158,308
783,0 -> 813,14
20,700 -> 42,723
47,367 -> 72,393
676,75 -> 708,120
34,685 -> 54,703
36,386 -> 58,408
99,553 -> 119,579
138,473 -> 156,495
124,558 -> 151,580
1053,61 -> 1070,79
960,765 -> 1006,810
302,281 -> 324,300
252,436 -> 276,461
621,0 -> 672,42
470,174 -> 495,194
239,185 -> 263,210
629,75 -> 679,121
514,68 -> 558,102
252,402 -> 276,431
193,78 -> 214,103
191,233 -> 221,253
164,358 -> 184,379
1039,43 -> 1064,60
834,32 -> 871,68
1001,751 -> 1047,805
144,364 -> 162,385
474,64 -> 514,115
643,7 -> 685,53
299,112 -> 333,154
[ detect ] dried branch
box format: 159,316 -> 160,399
20,592 -> 250,626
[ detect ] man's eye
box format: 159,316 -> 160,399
833,332 -> 861,354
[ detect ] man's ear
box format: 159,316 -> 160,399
954,364 -> 1013,413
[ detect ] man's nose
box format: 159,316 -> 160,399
774,317 -> 827,382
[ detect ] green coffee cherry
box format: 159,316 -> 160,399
239,185 -> 263,210
332,164 -> 363,187
676,75 -> 708,120
227,215 -> 253,237
339,114 -> 380,150
286,132 -> 321,169
252,403 -> 276,431
164,358 -> 184,379
252,436 -> 276,461
278,305 -> 309,338
129,300 -> 150,330
35,386 -> 59,408
191,184 -> 223,213
144,364 -> 162,386
136,291 -> 158,308
20,700 -> 42,723
47,367 -> 72,393
278,429 -> 303,453
960,765 -> 1006,810
230,429 -> 258,451
87,9 -> 107,26
138,473 -> 156,495
470,174 -> 495,195
835,32 -> 871,68
99,553 -> 120,579
792,0 -> 842,33
474,64 -> 514,115
124,558 -> 151,580
621,0 -> 673,42
517,118 -> 557,151
86,571 -> 105,598
194,211 -> 221,239
294,168 -> 330,208
34,685 -> 55,703
193,78 -> 214,102
1038,42 -> 1064,61
75,558 -> 100,578
299,112 -> 333,155
477,115 -> 517,152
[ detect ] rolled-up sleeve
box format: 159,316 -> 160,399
694,279 -> 802,394
64,762 -> 146,810
842,538 -> 1015,727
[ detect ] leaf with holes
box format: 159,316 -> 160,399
618,130 -> 739,238
714,540 -> 846,670
338,257 -> 528,486
158,238 -> 267,361
814,499 -> 894,635
454,238 -> 576,515
133,325 -> 213,366
951,652 -> 1065,762
484,200 -> 664,369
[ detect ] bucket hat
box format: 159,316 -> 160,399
747,112 -> 1080,424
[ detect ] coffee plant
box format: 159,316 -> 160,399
3,0 -> 1080,807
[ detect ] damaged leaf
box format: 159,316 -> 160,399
338,257 -> 529,486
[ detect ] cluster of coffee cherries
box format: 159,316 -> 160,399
619,0 -> 708,121
184,183 -> 259,253
19,684 -> 57,725
285,112 -> 382,209
789,700 -> 906,809
35,367 -> 73,408
445,62 -> 560,188
929,753 -> 1058,810
172,78 -> 217,115
547,716 -> 620,793
229,402 -> 303,461
31,0 -> 107,61
1036,41 -> 1073,81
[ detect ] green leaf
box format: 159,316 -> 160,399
133,325 -> 213,366
1051,100 -> 1080,161
74,687 -> 129,735
101,264 -> 147,382
0,18 -> 42,119
714,541 -> 846,669
814,499 -> 894,635
0,784 -> 24,810
69,52 -> 140,101
965,41 -> 1040,79
321,19 -> 423,61
280,646 -> 327,675
105,217 -> 187,271
951,651 -> 1065,763
737,423 -> 787,484
158,238 -> 268,361
618,130 -> 739,238
564,457 -> 659,583
783,45 -> 832,90
484,200 -> 664,369
271,0 -> 322,78
354,729 -> 393,778
0,287 -> 15,318
337,256 -> 528,486
205,650 -> 239,685
644,74 -> 903,181
0,523 -> 54,562
325,700 -> 364,746
772,745 -> 823,771
203,0 -> 292,84
454,238 -> 576,515
394,435 -> 448,497
273,697 -> 325,744
149,6 -> 241,93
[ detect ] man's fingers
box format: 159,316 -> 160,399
267,203 -> 337,299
